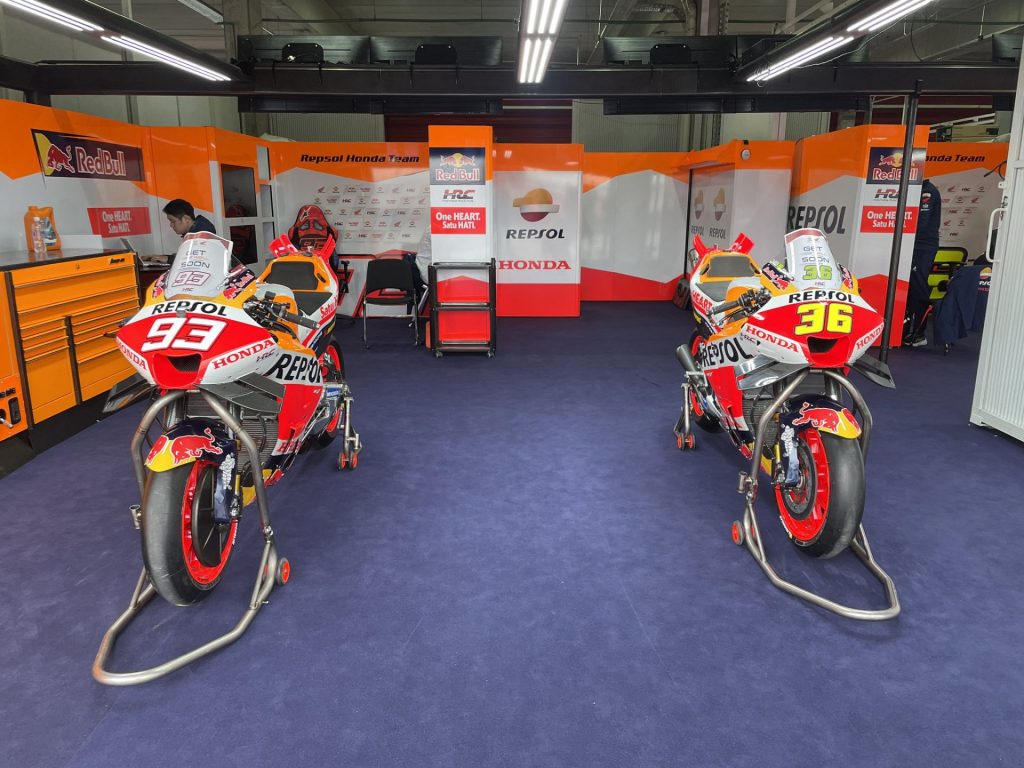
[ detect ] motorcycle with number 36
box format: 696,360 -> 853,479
93,231 -> 362,685
674,227 -> 900,620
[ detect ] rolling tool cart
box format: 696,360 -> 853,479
428,260 -> 496,357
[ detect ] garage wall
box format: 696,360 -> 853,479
572,100 -> 684,151
268,113 -> 386,142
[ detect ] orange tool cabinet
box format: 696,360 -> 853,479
0,249 -> 140,441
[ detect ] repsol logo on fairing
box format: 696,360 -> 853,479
266,353 -> 322,384
787,205 -> 848,234
699,338 -> 754,368
505,229 -> 566,240
788,290 -> 854,304
498,260 -> 571,270
151,300 -> 228,316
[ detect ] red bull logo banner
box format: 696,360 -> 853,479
33,129 -> 145,181
867,147 -> 925,185
430,148 -> 484,185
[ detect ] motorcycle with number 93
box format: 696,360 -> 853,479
93,231 -> 362,685
674,227 -> 900,620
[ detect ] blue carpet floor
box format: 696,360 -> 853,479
2,302 -> 1022,767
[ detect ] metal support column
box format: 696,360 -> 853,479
879,82 -> 921,364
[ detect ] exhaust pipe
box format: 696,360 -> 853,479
675,343 -> 699,373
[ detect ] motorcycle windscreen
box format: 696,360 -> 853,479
784,229 -> 845,292
164,232 -> 234,299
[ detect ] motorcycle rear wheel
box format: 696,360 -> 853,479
688,330 -> 722,433
142,460 -> 238,605
774,429 -> 864,559
316,341 -> 346,449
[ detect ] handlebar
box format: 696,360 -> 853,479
710,288 -> 771,319
246,292 -> 317,331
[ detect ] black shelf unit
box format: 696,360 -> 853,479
428,259 -> 496,357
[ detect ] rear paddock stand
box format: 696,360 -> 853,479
93,391 -> 291,685
680,369 -> 900,620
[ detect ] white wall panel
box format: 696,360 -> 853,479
269,113 -> 385,142
572,100 -> 683,152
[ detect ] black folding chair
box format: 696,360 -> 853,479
363,257 -> 418,348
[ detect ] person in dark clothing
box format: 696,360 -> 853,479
903,178 -> 942,347
163,198 -> 216,238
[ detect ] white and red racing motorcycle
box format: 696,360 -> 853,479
94,231 -> 361,684
674,228 -> 900,620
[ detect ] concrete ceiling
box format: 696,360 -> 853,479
32,1 -> 1024,67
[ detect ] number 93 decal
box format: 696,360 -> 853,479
795,303 -> 852,335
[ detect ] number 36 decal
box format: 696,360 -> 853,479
795,303 -> 852,335
141,317 -> 227,352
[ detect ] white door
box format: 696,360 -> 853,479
971,60 -> 1024,442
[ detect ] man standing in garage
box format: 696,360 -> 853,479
904,177 -> 942,347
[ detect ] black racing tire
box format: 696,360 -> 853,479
688,330 -> 722,433
775,430 -> 864,559
141,461 -> 237,606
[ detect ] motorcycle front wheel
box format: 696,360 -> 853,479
316,340 -> 346,448
141,460 -> 238,605
774,429 -> 864,559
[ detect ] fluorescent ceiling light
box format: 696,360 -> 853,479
525,37 -> 544,82
103,35 -> 231,81
847,0 -> 935,32
518,37 -> 534,82
547,0 -> 570,35
862,0 -> 934,31
175,0 -> 223,24
0,0 -> 103,32
531,38 -> 555,83
747,35 -> 853,81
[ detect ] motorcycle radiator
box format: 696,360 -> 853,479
182,394 -> 277,473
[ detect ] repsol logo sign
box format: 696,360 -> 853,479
151,300 -> 228,316
788,290 -> 855,304
498,260 -> 572,271
266,353 -> 322,384
787,205 -> 848,234
699,338 -> 754,368
505,229 -> 566,240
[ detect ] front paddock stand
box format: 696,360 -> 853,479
93,391 -> 291,685
92,540 -> 287,686
733,370 -> 901,621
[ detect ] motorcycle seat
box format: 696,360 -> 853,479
293,290 -> 334,316
265,260 -> 320,291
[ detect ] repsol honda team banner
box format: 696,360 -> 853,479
493,144 -> 582,316
271,141 -> 429,317
33,129 -> 145,181
925,142 -> 1008,257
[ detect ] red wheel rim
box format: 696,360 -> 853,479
775,429 -> 831,543
280,560 -> 291,584
322,345 -> 343,434
689,336 -> 706,418
731,522 -> 741,544
181,460 -> 237,585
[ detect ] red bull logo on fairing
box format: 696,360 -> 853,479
792,403 -> 861,438
146,427 -> 223,470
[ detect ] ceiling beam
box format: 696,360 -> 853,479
30,61 -> 1019,100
